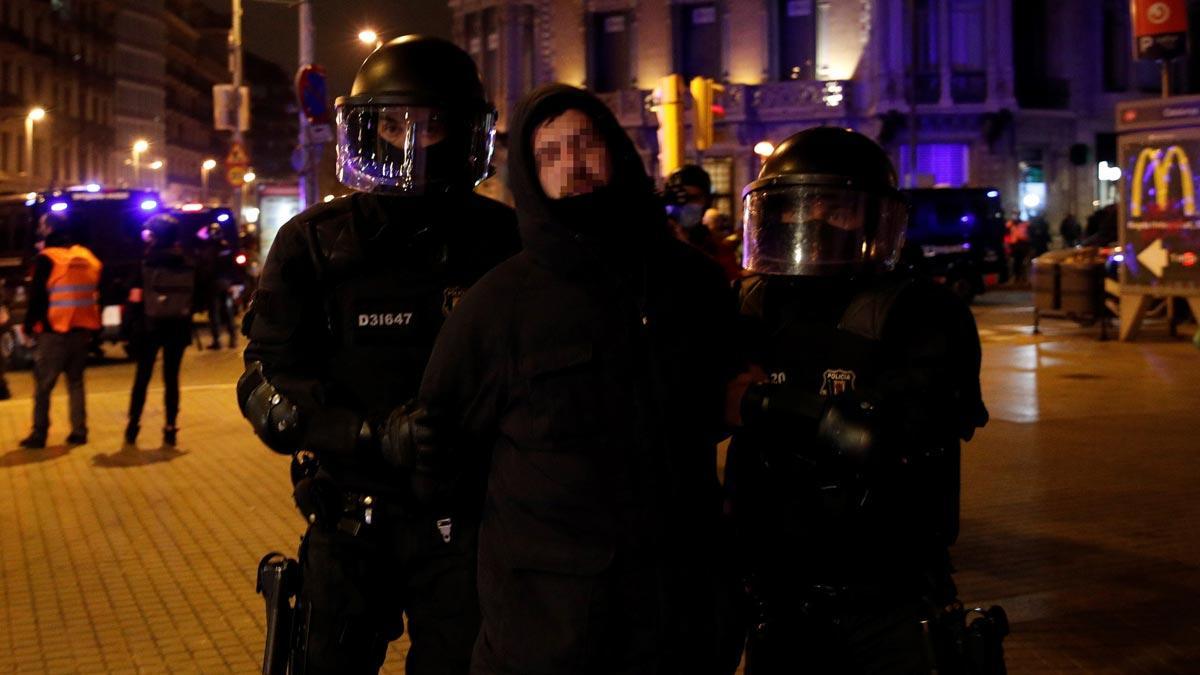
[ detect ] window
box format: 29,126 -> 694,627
589,11 -> 633,92
701,156 -> 734,216
777,0 -> 816,80
674,2 -> 722,80
518,4 -> 537,95
905,0 -> 940,103
949,2 -> 984,59
0,132 -> 9,172
484,8 -> 500,103
464,9 -> 500,102
898,143 -> 970,187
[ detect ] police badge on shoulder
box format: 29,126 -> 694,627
820,369 -> 856,397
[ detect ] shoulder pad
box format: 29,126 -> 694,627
289,196 -> 365,280
736,274 -> 769,319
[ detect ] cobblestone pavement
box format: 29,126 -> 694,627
0,294 -> 1197,673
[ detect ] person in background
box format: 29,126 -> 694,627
704,207 -> 742,280
666,165 -> 720,252
0,280 -> 13,400
19,212 -> 102,449
1059,213 -> 1082,248
196,223 -> 238,350
123,214 -> 197,448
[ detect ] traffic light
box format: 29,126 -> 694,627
658,74 -> 685,178
690,76 -> 724,152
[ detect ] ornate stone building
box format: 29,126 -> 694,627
448,0 -> 1192,226
0,0 -> 118,193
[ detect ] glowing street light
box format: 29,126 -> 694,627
754,141 -> 775,158
149,160 -> 163,170
131,139 -> 149,187
201,158 -> 217,203
243,170 -> 256,183
24,107 -> 46,177
358,29 -> 383,50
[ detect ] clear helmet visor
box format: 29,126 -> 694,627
742,183 -> 907,276
335,105 -> 496,194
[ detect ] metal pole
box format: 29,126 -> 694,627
133,147 -> 140,188
231,0 -> 244,214
298,0 -> 320,210
907,0 -> 919,188
1161,59 -> 1170,99
202,166 -> 210,203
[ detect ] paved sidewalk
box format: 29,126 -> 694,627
0,347 -> 410,673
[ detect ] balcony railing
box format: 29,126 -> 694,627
903,72 -> 940,104
951,71 -> 987,103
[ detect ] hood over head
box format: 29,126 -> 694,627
508,84 -> 666,273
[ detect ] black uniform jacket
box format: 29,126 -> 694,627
729,274 -> 989,591
243,191 -> 518,494
418,85 -> 738,674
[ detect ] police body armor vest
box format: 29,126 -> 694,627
300,195 -> 511,490
737,273 -> 960,582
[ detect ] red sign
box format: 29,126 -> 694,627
1134,0 -> 1188,36
1132,0 -> 1189,60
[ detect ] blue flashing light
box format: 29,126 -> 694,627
1111,253 -> 1125,263
85,183 -> 101,193
216,213 -> 230,223
50,202 -> 68,212
986,190 -> 999,198
24,199 -> 35,206
140,199 -> 158,211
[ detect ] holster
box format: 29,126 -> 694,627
256,552 -> 302,675
926,602 -> 1009,675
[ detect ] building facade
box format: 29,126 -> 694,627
0,0 -> 118,193
448,0 -> 1200,229
113,0 -> 166,191
162,0 -> 228,204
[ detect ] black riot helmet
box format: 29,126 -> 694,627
335,35 -> 497,195
742,127 -> 907,276
141,213 -> 182,250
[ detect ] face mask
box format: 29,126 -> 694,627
677,203 -> 705,229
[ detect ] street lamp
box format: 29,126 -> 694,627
132,139 -> 149,187
358,29 -> 383,50
201,158 -> 217,203
24,107 -> 45,179
241,170 -> 257,224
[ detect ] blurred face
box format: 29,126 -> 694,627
378,108 -> 448,149
533,109 -> 611,198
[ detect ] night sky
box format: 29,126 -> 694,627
201,0 -> 453,98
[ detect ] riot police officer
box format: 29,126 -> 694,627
728,127 -> 992,673
237,36 -> 518,674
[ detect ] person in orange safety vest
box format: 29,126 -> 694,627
19,212 -> 102,449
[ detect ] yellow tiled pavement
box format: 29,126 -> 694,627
0,347 -> 408,673
0,294 -> 1197,673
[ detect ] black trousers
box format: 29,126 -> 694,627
32,330 -> 91,436
297,509 -> 480,675
209,292 -> 236,346
127,332 -> 187,429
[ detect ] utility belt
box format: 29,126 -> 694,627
747,579 -> 1008,675
290,450 -> 456,542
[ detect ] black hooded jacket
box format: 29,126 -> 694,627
418,85 -> 738,674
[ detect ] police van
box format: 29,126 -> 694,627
902,187 -> 1010,302
0,187 -> 241,364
